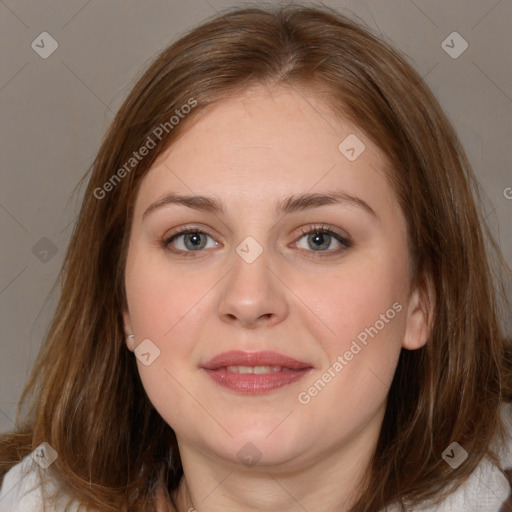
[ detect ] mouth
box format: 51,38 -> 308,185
200,350 -> 313,394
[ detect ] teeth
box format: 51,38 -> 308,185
226,365 -> 282,374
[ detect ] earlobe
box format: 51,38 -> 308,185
125,334 -> 135,352
122,310 -> 135,352
402,281 -> 433,350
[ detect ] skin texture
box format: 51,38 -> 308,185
122,84 -> 430,511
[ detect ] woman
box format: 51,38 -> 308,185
1,4 -> 511,511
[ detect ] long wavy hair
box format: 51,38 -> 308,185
1,4 -> 511,511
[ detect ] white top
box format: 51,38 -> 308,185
0,454 -> 81,511
2,405 -> 512,511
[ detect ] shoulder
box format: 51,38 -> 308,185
383,402 -> 512,512
0,454 -> 80,511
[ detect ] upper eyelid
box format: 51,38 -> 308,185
164,225 -> 217,242
164,223 -> 347,239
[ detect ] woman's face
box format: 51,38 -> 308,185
123,84 -> 429,470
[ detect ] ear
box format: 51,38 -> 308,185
402,276 -> 434,350
122,309 -> 135,352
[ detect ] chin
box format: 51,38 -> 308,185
195,422 -> 313,470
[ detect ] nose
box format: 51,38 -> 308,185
217,241 -> 289,329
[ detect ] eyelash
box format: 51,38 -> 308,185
162,224 -> 352,258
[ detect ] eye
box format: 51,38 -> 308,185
163,227 -> 219,254
294,225 -> 351,256
162,224 -> 351,257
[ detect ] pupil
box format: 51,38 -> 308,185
310,232 -> 329,250
186,233 -> 203,249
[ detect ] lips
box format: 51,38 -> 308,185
200,350 -> 313,394
202,350 -> 311,370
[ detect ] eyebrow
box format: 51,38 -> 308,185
142,190 -> 377,220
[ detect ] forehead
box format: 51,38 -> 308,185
156,84 -> 382,167
134,84 -> 399,220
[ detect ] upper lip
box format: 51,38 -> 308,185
201,350 -> 312,370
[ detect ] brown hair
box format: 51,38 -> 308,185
1,4 -> 511,511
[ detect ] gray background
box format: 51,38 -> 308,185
1,0 -> 511,432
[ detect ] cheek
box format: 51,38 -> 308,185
293,246 -> 409,420
295,261 -> 406,437
309,256 -> 408,356
123,249 -> 215,428
124,248 -> 208,339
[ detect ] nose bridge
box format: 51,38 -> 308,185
217,234 -> 288,327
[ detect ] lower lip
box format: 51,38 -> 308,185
202,368 -> 312,394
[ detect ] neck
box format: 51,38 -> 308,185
170,409 -> 383,512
